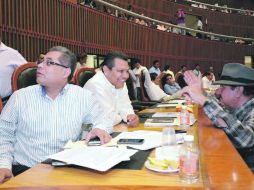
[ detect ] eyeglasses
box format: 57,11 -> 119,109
36,58 -> 69,68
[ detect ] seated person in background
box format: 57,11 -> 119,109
202,71 -> 214,93
208,66 -> 216,81
162,64 -> 175,80
73,52 -> 88,76
149,60 -> 161,75
143,69 -> 178,101
175,65 -> 187,88
84,51 -> 139,127
0,38 -> 27,102
180,63 -> 254,173
162,74 -> 181,95
0,46 -> 113,183
193,64 -> 202,77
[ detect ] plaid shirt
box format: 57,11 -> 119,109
203,96 -> 254,149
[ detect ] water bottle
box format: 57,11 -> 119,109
179,105 -> 190,130
179,135 -> 199,183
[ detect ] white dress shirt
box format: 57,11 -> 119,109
0,84 -> 113,169
143,69 -> 167,101
202,76 -> 213,89
84,71 -> 134,125
0,42 -> 27,98
133,66 -> 146,87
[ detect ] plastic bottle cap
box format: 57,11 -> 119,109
184,135 -> 194,142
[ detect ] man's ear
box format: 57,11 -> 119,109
234,86 -> 244,97
63,68 -> 71,79
102,65 -> 109,75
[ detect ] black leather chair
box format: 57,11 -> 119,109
74,68 -> 96,87
126,72 -> 158,112
11,63 -> 38,92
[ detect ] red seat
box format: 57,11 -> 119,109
11,62 -> 38,92
73,68 -> 96,87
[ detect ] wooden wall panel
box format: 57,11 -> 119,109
0,0 -> 253,77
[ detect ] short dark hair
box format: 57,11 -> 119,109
153,60 -> 159,65
203,71 -> 212,77
101,51 -> 129,70
49,46 -> 77,81
133,58 -> 141,65
161,73 -> 172,87
181,65 -> 186,69
76,52 -> 87,62
243,86 -> 254,97
150,72 -> 158,81
228,85 -> 254,97
164,64 -> 170,71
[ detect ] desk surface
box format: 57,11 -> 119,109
1,107 -> 254,190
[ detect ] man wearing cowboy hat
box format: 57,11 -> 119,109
179,63 -> 254,173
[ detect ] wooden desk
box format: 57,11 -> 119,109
1,107 -> 254,190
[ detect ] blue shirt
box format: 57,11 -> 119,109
0,84 -> 113,169
164,83 -> 181,95
149,66 -> 161,75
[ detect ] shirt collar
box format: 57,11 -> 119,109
99,70 -> 117,90
234,97 -> 254,116
0,42 -> 9,52
40,84 -> 70,97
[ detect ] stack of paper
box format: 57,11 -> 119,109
144,113 -> 196,127
106,130 -> 186,151
48,147 -> 137,172
152,112 -> 179,118
156,103 -> 179,108
165,99 -> 186,104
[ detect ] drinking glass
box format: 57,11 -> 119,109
162,127 -> 176,146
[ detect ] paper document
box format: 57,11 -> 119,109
152,112 -> 179,118
144,118 -> 177,127
164,99 -> 186,104
106,130 -> 186,151
156,103 -> 179,108
64,140 -> 87,149
48,147 -> 137,172
145,113 -> 196,127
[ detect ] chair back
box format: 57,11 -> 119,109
126,74 -> 136,101
12,62 -> 38,92
74,68 -> 96,87
139,74 -> 150,102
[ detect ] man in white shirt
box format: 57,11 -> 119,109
163,64 -> 175,80
84,51 -> 139,127
0,38 -> 27,101
197,17 -> 203,30
132,58 -> 146,99
202,71 -> 213,90
143,69 -> 178,101
149,60 -> 161,75
0,46 -> 113,183
193,64 -> 202,77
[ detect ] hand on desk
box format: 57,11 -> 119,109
0,168 -> 13,184
127,114 -> 139,127
85,128 -> 112,144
